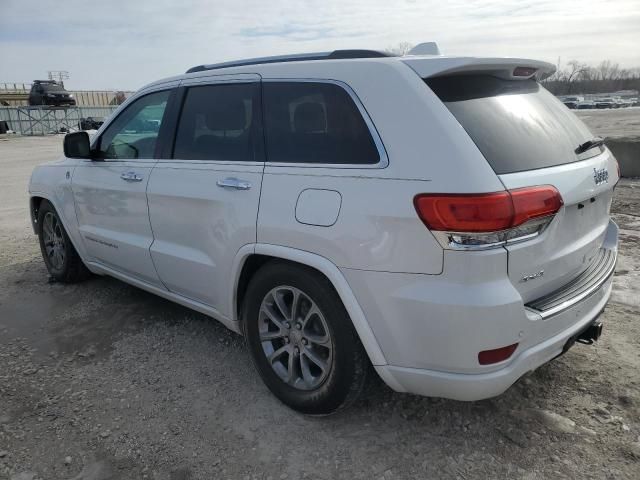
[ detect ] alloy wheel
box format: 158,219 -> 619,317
42,212 -> 66,270
258,286 -> 334,390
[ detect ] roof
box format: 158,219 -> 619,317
138,48 -> 556,94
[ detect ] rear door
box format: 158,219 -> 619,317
72,88 -> 174,286
425,74 -> 618,302
146,74 -> 264,317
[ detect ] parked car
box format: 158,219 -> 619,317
614,97 -> 633,108
29,48 -> 619,414
577,100 -> 595,109
594,97 -> 617,109
561,96 -> 583,109
78,116 -> 105,131
28,80 -> 76,107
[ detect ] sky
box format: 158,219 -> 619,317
1,0 -> 639,91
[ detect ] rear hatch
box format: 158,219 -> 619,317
421,68 -> 617,302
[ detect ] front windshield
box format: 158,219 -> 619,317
42,83 -> 65,92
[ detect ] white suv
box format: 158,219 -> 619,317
29,48 -> 619,414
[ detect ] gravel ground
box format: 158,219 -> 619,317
0,134 -> 639,480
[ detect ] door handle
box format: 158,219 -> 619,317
216,177 -> 252,190
120,171 -> 143,182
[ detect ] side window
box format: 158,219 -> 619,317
263,82 -> 380,164
173,83 -> 259,161
98,90 -> 170,160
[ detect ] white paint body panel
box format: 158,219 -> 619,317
28,53 -> 619,402
147,160 -> 263,317
259,174 -> 443,274
72,159 -> 162,286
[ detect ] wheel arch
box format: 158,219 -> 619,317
231,244 -> 387,366
29,192 -> 91,269
30,195 -> 45,234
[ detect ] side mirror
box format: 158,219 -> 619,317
63,131 -> 92,159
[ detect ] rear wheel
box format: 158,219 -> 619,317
37,200 -> 89,283
242,261 -> 368,414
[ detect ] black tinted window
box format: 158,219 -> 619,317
173,83 -> 259,161
426,75 -> 595,174
263,82 -> 379,164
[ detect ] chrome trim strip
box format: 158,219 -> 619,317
431,215 -> 554,251
528,248 -> 617,319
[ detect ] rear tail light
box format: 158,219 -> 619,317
414,186 -> 563,250
478,343 -> 518,365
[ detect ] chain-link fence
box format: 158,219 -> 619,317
0,106 -> 118,135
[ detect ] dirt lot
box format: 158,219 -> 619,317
576,107 -> 640,140
0,135 -> 639,480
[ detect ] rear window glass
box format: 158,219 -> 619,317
263,82 -> 379,164
425,75 -> 596,174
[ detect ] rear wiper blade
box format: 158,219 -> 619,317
575,137 -> 605,154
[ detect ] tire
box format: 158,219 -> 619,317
37,200 -> 89,283
242,261 -> 368,415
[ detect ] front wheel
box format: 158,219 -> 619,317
242,262 -> 368,415
37,200 -> 89,283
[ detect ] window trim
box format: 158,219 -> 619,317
91,86 -> 177,162
261,78 -> 389,169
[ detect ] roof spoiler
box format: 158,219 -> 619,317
402,57 -> 556,81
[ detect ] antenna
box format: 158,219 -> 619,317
47,70 -> 70,86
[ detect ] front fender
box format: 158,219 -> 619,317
29,162 -> 90,267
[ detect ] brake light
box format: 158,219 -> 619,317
414,186 -> 563,249
478,343 -> 518,365
513,66 -> 537,77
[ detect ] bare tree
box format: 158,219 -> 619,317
565,60 -> 588,94
386,42 -> 413,56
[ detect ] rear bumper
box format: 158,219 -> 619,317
343,220 -> 618,401
374,278 -> 612,401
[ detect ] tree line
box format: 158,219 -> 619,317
541,59 -> 640,95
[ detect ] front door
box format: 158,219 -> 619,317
72,88 -> 173,286
146,75 -> 264,317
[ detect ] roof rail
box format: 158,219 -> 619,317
186,49 -> 392,74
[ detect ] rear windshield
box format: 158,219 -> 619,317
425,75 -> 596,174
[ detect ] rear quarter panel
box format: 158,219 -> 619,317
258,173 -> 443,273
